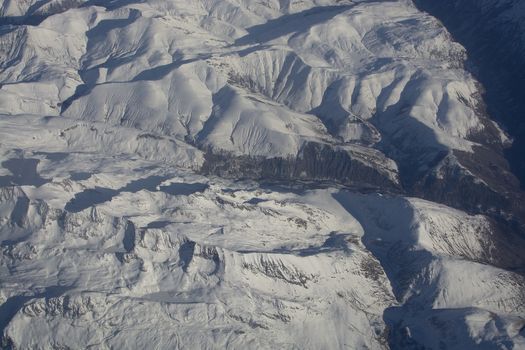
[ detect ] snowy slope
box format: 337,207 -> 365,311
1,0 -> 521,217
0,119 -> 524,348
0,0 -> 524,349
414,0 -> 525,207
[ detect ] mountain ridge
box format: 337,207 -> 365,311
0,0 -> 524,348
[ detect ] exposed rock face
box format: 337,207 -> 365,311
202,141 -> 401,191
413,149 -> 524,220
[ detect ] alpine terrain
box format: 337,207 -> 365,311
0,0 -> 524,349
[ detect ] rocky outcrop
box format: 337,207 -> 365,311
413,149 -> 525,221
201,142 -> 401,191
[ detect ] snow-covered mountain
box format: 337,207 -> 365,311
0,0 -> 524,349
415,0 -> 525,190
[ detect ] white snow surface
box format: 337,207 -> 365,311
0,114 -> 524,349
0,0 -> 509,160
0,0 -> 524,349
